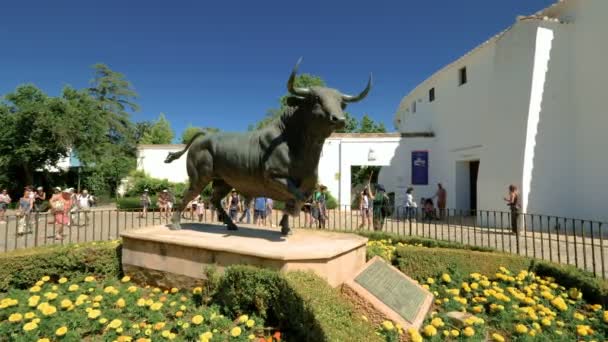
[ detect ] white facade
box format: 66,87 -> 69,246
388,0 -> 608,222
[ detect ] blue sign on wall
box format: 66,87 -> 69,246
411,151 -> 428,185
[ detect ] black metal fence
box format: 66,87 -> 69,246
1,205 -> 606,279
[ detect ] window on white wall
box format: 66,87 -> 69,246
429,88 -> 435,102
459,67 -> 467,86
411,101 -> 416,113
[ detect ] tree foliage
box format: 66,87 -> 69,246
181,125 -> 220,144
0,64 -> 140,195
140,113 -> 174,144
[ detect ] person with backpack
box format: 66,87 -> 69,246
371,184 -> 391,231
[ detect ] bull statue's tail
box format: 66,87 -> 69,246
164,131 -> 206,164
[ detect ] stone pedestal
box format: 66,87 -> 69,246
121,223 -> 367,288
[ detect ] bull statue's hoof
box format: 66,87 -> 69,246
226,224 -> 238,231
281,226 -> 292,236
169,222 -> 182,231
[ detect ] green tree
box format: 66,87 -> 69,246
0,85 -> 71,186
335,112 -> 359,133
140,113 -> 174,144
358,114 -> 386,133
181,125 -> 220,144
134,121 -> 154,143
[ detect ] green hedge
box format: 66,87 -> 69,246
116,196 -> 158,210
358,231 -> 495,252
0,241 -> 122,292
214,265 -> 380,342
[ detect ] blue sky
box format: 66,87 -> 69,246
1,0 -> 554,139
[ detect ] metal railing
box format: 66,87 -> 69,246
1,205 -> 606,279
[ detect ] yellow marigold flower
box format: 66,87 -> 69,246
127,286 -> 138,293
515,324 -> 528,334
55,326 -> 68,336
68,284 -> 79,292
109,319 -> 122,329
192,315 -> 204,325
28,296 -> 40,307
491,333 -> 504,342
24,312 -> 36,319
556,320 -> 565,327
30,285 -> 41,293
541,318 -> 552,326
35,281 -> 44,287
150,302 -> 163,311
104,286 -> 118,294
99,318 -> 108,324
441,273 -> 452,283
472,305 -> 484,313
23,321 -> 38,331
92,302 -> 100,308
569,288 -> 582,300
463,326 -> 475,337
161,330 -> 171,338
88,309 -> 101,319
9,313 -> 23,322
174,311 -> 183,318
170,287 -> 179,293
117,336 -> 132,342
422,325 -> 437,336
450,329 -> 459,337
92,295 -> 102,302
430,317 -> 444,328
154,322 -> 165,330
136,298 -> 146,307
199,331 -> 213,341
231,327 -> 242,337
574,312 -> 585,321
60,299 -> 73,309
121,276 -> 131,282
426,277 -> 435,284
84,276 -> 95,282
41,304 -> 57,316
246,319 -> 255,328
37,339 -> 50,342
382,321 -> 394,330
41,276 -> 50,282
238,314 -> 249,323
58,277 -> 68,284
116,298 -> 126,308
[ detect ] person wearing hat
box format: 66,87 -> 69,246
76,189 -> 93,225
33,186 -> 46,212
371,183 -> 392,231
139,189 -> 151,219
50,189 -> 73,240
0,189 -> 11,224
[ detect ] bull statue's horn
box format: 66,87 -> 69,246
287,57 -> 311,97
342,73 -> 373,103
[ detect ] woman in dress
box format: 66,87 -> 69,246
51,189 -> 72,240
17,188 -> 34,235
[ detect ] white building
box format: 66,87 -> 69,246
384,0 -> 608,222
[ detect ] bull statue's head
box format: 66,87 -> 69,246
286,58 -> 372,130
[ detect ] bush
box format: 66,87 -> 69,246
214,265 -> 380,342
359,231 -> 495,252
0,240 -> 122,292
124,171 -> 187,198
530,261 -> 608,306
116,196 -> 158,210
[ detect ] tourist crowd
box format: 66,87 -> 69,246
0,186 -> 96,240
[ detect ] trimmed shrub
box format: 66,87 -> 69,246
214,265 -> 380,342
394,244 -> 532,281
530,260 -> 608,306
116,196 -> 158,210
0,240 -> 122,292
359,231 -> 495,252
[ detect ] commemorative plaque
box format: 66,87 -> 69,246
344,256 -> 433,329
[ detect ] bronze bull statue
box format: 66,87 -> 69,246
165,58 -> 371,235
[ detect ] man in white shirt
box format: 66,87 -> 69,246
77,189 -> 93,225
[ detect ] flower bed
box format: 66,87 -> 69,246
0,275 -> 276,341
367,238 -> 608,341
